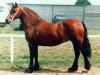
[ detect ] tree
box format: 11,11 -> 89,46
75,0 -> 91,5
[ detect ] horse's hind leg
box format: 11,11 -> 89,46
68,41 -> 80,72
81,42 -> 91,71
81,21 -> 91,71
81,49 -> 91,71
81,33 -> 91,71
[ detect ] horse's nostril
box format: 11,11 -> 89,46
5,19 -> 10,24
5,19 -> 8,22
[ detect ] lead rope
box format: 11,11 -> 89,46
2,8 -> 20,34
2,24 -> 11,34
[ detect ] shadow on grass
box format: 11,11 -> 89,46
14,27 -> 23,31
0,66 -> 87,74
38,68 -> 66,73
0,66 -> 67,73
0,66 -> 25,72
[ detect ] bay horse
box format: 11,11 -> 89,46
5,3 -> 91,73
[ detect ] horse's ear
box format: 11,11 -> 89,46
12,3 -> 14,7
12,2 -> 18,7
14,2 -> 18,7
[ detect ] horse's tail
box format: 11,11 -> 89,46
81,21 -> 92,58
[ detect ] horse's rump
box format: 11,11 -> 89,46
62,19 -> 84,45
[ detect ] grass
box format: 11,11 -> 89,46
0,26 -> 100,72
0,37 -> 100,72
0,26 -> 24,34
88,29 -> 100,35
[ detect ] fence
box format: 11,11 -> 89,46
0,34 -> 100,63
0,34 -> 24,63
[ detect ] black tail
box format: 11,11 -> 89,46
81,21 -> 92,58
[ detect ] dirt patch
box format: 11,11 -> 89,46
0,67 -> 100,75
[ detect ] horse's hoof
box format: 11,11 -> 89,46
33,67 -> 40,71
68,67 -> 78,72
85,63 -> 91,71
33,64 -> 40,71
25,68 -> 34,73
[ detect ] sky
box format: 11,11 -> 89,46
1,0 -> 100,5
90,0 -> 100,5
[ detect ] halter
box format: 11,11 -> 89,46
9,8 -> 19,22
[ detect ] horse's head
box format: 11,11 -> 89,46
5,2 -> 22,24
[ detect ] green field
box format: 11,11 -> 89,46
0,27 -> 100,72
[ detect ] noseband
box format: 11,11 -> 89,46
8,8 -> 19,21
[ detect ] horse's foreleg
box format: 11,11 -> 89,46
68,42 -> 80,72
33,44 -> 40,71
25,43 -> 39,73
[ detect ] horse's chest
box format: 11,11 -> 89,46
25,28 -> 36,40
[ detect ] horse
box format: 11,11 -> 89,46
5,3 -> 91,73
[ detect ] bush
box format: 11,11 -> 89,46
75,0 -> 91,5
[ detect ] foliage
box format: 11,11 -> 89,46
75,0 -> 91,5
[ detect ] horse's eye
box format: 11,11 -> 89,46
13,10 -> 16,13
11,9 -> 16,13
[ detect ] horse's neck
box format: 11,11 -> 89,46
20,15 -> 40,27
20,8 -> 41,28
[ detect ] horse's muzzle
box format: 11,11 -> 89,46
5,19 -> 10,24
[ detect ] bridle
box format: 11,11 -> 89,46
8,8 -> 19,22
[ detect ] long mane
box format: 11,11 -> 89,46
23,7 -> 41,20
